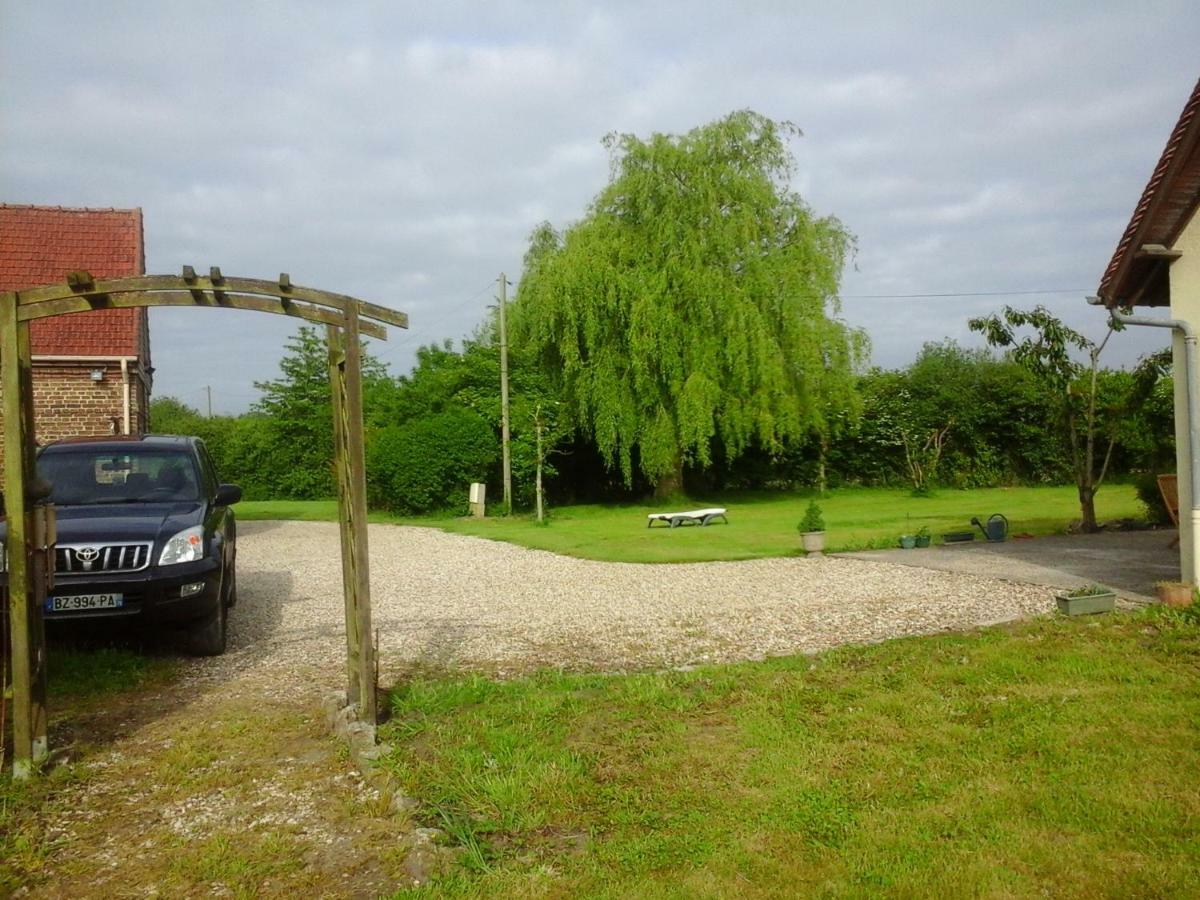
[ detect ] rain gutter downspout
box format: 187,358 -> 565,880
120,358 -> 131,435
1090,296 -> 1200,581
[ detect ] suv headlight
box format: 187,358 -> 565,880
159,526 -> 205,565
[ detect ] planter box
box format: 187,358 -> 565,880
915,535 -> 931,548
942,531 -> 975,543
800,531 -> 825,554
1055,590 -> 1116,616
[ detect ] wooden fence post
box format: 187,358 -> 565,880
2,292 -> 49,777
341,305 -> 377,723
327,326 -> 360,710
328,314 -> 376,723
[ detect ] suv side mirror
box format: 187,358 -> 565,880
215,484 -> 242,506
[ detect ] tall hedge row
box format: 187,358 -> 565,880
150,328 -> 1177,513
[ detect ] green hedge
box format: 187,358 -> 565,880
367,409 -> 499,514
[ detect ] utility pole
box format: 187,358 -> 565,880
498,272 -> 512,514
534,402 -> 544,523
205,385 -> 212,418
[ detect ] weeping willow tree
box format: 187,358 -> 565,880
515,110 -> 865,496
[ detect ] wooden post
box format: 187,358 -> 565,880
498,273 -> 511,515
2,292 -> 49,777
327,326 -> 360,710
333,309 -> 376,722
535,402 -> 545,524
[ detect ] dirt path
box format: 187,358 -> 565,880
11,521 -> 1062,896
21,664 -> 404,898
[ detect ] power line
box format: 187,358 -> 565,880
378,280 -> 497,359
839,288 -> 1089,300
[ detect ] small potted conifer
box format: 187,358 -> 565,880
798,501 -> 826,554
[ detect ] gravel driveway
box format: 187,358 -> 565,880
210,520 -> 1060,685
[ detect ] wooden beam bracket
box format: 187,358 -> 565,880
66,270 -> 94,291
1136,243 -> 1184,261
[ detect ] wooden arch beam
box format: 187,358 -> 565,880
17,290 -> 389,340
13,270 -> 408,335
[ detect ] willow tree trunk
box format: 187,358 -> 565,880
817,433 -> 829,496
654,456 -> 685,501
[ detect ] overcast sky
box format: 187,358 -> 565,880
3,2 -> 1198,414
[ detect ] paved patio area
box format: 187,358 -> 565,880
839,529 -> 1180,602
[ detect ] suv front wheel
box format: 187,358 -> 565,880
187,591 -> 228,656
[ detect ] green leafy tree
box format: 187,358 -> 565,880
253,326 -> 390,499
897,342 -> 1006,492
148,396 -> 254,491
1121,350 -> 1174,471
968,306 -> 1127,532
147,396 -> 204,433
377,320 -> 563,509
515,110 -> 864,497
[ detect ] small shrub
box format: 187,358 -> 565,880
1134,472 -> 1171,525
799,500 -> 825,533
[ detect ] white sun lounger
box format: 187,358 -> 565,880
647,507 -> 729,528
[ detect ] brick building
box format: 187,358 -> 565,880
0,205 -> 152,446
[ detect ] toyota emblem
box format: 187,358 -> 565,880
75,547 -> 99,562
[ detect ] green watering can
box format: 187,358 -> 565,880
970,514 -> 1009,542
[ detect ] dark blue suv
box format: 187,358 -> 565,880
10,434 -> 241,655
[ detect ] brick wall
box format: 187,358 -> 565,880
0,204 -> 152,475
0,361 -> 149,465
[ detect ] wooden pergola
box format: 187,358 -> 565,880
2,267 -> 407,778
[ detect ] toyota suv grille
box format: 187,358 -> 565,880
56,543 -> 153,574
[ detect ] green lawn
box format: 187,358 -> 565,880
381,607 -> 1200,898
239,484 -> 1147,564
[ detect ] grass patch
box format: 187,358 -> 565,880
164,831 -> 308,895
380,608 -> 1200,896
241,485 -> 1147,563
2,645 -> 176,892
46,646 -> 175,701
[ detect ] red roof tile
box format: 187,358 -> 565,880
0,204 -> 146,356
1098,78 -> 1200,307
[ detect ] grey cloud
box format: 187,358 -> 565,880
2,2 -> 1197,412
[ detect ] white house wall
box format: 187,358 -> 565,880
1170,206 -> 1200,582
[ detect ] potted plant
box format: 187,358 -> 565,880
898,534 -> 917,549
1155,581 -> 1195,608
798,500 -> 825,554
1055,584 -> 1116,616
914,526 -> 931,548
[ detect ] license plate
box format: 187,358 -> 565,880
46,593 -> 124,612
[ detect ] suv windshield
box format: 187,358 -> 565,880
38,448 -> 202,505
